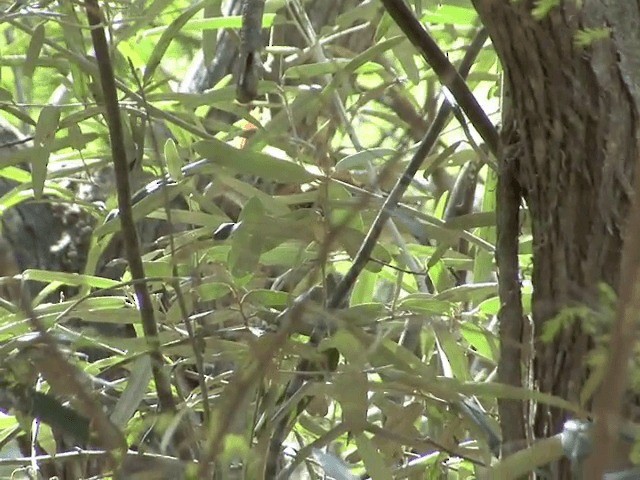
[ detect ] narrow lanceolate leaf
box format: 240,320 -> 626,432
110,356 -> 153,428
164,138 -> 184,181
229,197 -> 265,277
342,36 -> 405,78
21,270 -> 119,289
193,139 -> 315,183
143,0 -> 207,85
334,367 -> 368,431
33,106 -> 60,147
24,22 -> 45,78
393,40 -> 420,84
434,324 -> 469,381
474,166 -> 498,282
435,282 -> 498,303
335,148 -> 396,171
142,14 -> 277,37
355,433 -> 393,480
32,106 -> 60,199
286,60 -> 351,80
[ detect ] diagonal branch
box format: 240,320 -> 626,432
328,27 -> 491,310
381,0 -> 499,154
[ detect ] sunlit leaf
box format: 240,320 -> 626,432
143,0 -> 208,84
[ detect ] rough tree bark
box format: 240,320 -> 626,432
471,0 -> 640,475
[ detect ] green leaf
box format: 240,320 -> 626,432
70,309 -> 140,325
456,381 -> 585,413
0,88 -> 13,102
531,0 -> 561,20
142,14 -> 277,37
574,27 -> 611,48
193,139 -> 316,184
142,260 -> 173,279
325,330 -> 367,365
422,5 -> 478,25
335,148 -> 396,172
435,282 -> 498,303
286,60 -> 351,79
21,270 -> 119,289
355,433 -> 393,480
477,296 -> 500,316
213,173 -> 291,216
461,323 -> 498,361
350,270 -> 377,306
32,106 -> 60,199
397,294 -> 453,315
434,325 -> 469,381
0,167 -> 31,183
242,289 -> 289,308
474,166 -> 497,282
393,41 -> 420,84
334,367 -> 368,431
24,22 -> 45,78
164,138 -> 184,181
197,282 -> 233,302
229,197 -> 265,277
143,0 -> 208,85
110,356 -> 152,428
344,36 -> 405,75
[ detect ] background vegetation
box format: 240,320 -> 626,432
0,0 -> 626,479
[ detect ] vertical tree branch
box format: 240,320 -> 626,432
496,132 -> 526,454
236,0 -> 266,103
83,0 -> 177,417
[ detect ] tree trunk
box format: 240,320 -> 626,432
472,0 -> 640,470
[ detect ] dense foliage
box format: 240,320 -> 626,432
0,0 -> 555,478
